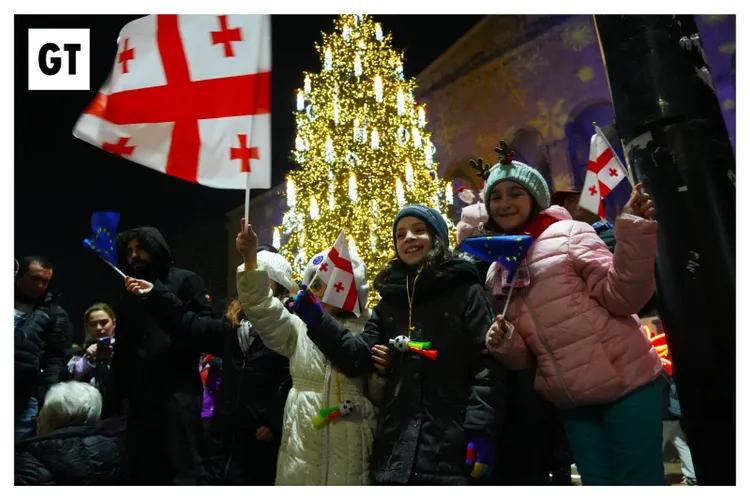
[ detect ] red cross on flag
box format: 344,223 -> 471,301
314,230 -> 362,317
578,130 -> 630,217
73,14 -> 271,190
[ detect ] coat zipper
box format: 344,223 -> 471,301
322,359 -> 332,485
526,307 -> 577,406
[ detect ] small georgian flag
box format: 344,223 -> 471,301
579,132 -> 629,217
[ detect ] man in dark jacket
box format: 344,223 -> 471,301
108,226 -> 214,485
14,255 -> 71,442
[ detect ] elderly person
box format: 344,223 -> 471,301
15,381 -> 129,485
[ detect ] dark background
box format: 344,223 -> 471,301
14,14 -> 482,333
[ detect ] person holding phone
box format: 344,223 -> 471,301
68,304 -> 116,392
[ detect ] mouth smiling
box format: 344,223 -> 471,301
405,244 -> 424,255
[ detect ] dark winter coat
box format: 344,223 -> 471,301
306,258 -> 506,485
108,226 -> 214,485
14,289 -> 71,413
14,416 -> 129,485
143,280 -> 291,485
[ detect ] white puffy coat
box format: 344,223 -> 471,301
236,265 -> 381,485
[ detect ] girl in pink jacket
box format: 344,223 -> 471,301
480,148 -> 664,485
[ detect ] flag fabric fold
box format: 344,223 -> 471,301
459,235 -> 534,279
317,230 -> 362,317
579,130 -> 629,217
83,211 -> 120,267
73,14 -> 272,190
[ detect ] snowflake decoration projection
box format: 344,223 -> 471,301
719,42 -> 736,54
561,23 -> 594,52
551,171 -> 575,192
577,66 -> 595,83
431,106 -> 467,158
702,15 -> 728,25
529,99 -> 568,140
507,50 -> 548,76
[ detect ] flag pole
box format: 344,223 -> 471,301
98,254 -> 127,279
593,121 -> 635,187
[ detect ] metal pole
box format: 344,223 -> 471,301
594,15 -> 735,485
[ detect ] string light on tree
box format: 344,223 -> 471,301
278,15 -> 454,306
297,90 -> 305,111
324,47 -> 333,71
445,181 -> 454,205
405,160 -> 414,190
374,75 -> 383,102
304,74 -> 312,93
418,107 -> 426,127
273,228 -> 281,249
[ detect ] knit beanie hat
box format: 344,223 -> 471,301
257,251 -> 295,293
482,141 -> 550,213
303,249 -> 369,311
392,204 -> 450,248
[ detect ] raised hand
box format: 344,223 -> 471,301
125,276 -> 154,296
621,183 -> 656,220
236,218 -> 259,270
288,284 -> 325,327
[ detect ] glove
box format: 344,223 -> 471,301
466,436 -> 495,481
289,284 -> 325,328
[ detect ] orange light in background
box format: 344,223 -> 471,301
644,324 -> 672,375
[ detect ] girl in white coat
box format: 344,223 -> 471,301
235,221 -> 384,485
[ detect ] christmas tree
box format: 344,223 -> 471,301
278,14 -> 454,306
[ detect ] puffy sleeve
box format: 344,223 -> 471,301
236,264 -> 304,359
569,215 -> 658,316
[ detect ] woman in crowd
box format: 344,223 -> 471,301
234,221 -> 383,485
480,151 -> 664,485
67,303 -> 116,392
288,204 -> 505,485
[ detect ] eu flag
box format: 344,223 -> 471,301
83,212 -> 120,267
459,235 -> 534,279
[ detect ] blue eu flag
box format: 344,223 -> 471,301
83,212 -> 120,267
459,235 -> 534,279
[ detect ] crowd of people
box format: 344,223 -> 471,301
14,152 -> 697,486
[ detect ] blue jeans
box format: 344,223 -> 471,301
15,396 -> 38,442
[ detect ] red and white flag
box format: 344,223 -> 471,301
73,14 -> 271,190
579,131 -> 630,217
317,230 -> 361,317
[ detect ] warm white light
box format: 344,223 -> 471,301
396,178 -> 405,207
326,137 -> 334,163
324,48 -> 333,71
328,169 -> 335,209
354,54 -> 362,76
371,128 -> 380,150
349,173 -> 358,202
296,90 -> 304,111
272,228 -> 281,249
304,74 -> 311,93
287,178 -> 296,208
310,196 -> 319,220
375,23 -> 383,41
295,135 -> 305,151
405,160 -> 414,190
445,182 -> 454,205
374,75 -> 383,103
418,107 -> 426,127
397,88 -> 405,115
412,127 -> 422,148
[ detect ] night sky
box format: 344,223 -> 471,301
14,14 -> 483,332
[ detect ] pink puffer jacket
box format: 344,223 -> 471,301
486,205 -> 663,409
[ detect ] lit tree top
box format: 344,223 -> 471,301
280,14 -> 454,304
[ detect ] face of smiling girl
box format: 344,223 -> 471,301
395,216 -> 433,265
489,181 -> 534,233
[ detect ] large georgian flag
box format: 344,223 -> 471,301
579,131 -> 629,217
73,14 -> 271,190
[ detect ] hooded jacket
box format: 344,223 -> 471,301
109,227 -> 214,485
236,264 -> 380,486
486,206 -> 663,409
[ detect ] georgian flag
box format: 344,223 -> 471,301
579,132 -> 629,217
73,14 -> 271,190
317,230 -> 361,317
